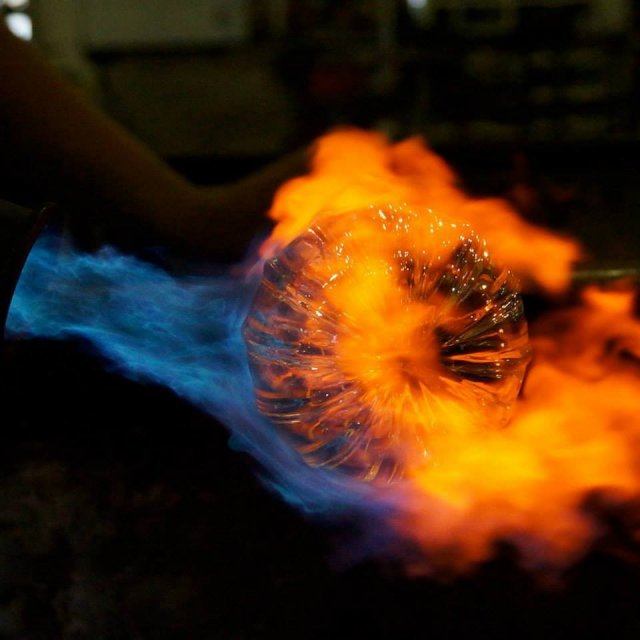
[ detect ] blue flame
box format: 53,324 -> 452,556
6,230 -> 400,521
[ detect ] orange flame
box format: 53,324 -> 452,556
399,287 -> 640,574
263,129 -> 580,293
257,129 -> 640,574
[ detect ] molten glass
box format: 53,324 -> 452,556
243,205 -> 531,482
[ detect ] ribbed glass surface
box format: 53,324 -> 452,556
243,206 -> 531,482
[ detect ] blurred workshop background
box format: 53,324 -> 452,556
5,0 -> 639,260
2,4 -> 640,639
5,0 -> 635,264
6,0 -> 637,157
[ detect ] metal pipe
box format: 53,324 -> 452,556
571,263 -> 640,286
0,200 -> 52,336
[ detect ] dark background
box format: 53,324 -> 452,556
4,337 -> 640,640
7,0 -> 640,259
3,1 -> 640,637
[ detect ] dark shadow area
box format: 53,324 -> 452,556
1,338 -> 640,638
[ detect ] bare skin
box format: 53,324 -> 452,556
0,25 -> 308,259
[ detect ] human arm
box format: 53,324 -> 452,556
0,24 -> 306,258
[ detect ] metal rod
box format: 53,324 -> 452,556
571,263 -> 640,285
